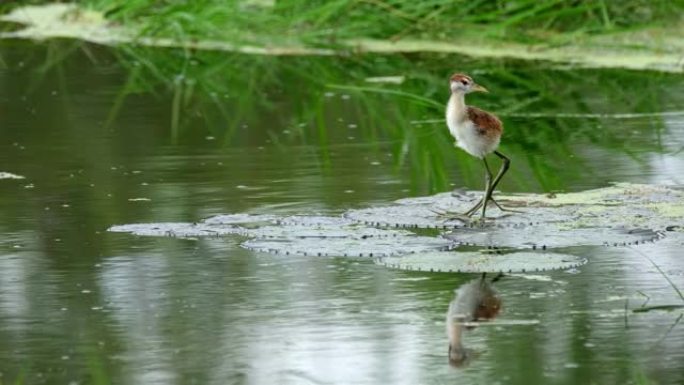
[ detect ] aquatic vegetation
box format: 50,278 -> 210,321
107,222 -> 247,238
242,233 -> 453,257
378,250 -> 587,273
106,183 -> 680,272
446,225 -> 660,249
201,213 -> 279,225
243,223 -> 412,240
346,183 -> 684,233
2,3 -> 683,72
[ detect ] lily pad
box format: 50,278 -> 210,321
243,224 -> 411,239
201,213 -> 277,225
446,224 -> 661,249
501,183 -> 682,207
242,235 -> 454,257
345,183 -> 684,233
275,215 -> 354,227
377,251 -> 587,273
108,222 -> 245,238
344,204 -> 470,229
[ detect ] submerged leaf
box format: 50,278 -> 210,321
377,251 -> 587,273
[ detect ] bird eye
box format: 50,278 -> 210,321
461,80 -> 469,85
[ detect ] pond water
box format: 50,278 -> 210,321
0,42 -> 683,385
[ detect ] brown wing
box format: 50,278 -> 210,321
466,106 -> 503,139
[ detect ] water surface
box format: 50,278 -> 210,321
0,42 -> 683,385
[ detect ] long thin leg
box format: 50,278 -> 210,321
480,157 -> 495,218
485,150 -> 519,213
442,151 -> 514,220
468,150 -> 515,218
489,150 -> 510,195
462,157 -> 493,217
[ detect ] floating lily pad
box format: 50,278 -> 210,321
344,204 -> 470,229
242,235 -> 454,257
275,215 -> 354,226
377,251 -> 587,273
501,183 -> 683,207
446,225 -> 661,249
108,222 -> 245,238
243,224 -> 411,239
345,197 -> 573,229
346,183 -> 684,233
201,213 -> 277,225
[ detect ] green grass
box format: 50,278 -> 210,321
62,0 -> 684,47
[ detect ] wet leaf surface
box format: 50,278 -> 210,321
243,224 -> 411,239
377,250 -> 587,273
201,213 -> 278,225
108,222 -> 246,238
346,183 -> 683,234
109,184 -> 681,262
445,224 -> 662,249
242,234 -> 454,257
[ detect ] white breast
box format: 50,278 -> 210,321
446,97 -> 500,159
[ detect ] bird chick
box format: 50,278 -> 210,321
445,73 -> 513,219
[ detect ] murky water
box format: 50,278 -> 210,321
1,42 -> 683,385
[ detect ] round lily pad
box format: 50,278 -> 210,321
108,222 -> 246,238
376,251 -> 587,273
445,225 -> 661,249
242,235 -> 454,257
275,215 -> 355,226
344,205 -> 469,229
345,183 -> 684,234
503,183 -> 684,207
243,224 -> 411,239
201,213 -> 277,225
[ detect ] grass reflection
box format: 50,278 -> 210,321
4,41 -> 683,194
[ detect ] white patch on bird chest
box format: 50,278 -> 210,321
446,94 -> 500,158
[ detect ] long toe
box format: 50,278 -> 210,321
490,198 -> 525,213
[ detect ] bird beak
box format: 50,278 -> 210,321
472,84 -> 489,93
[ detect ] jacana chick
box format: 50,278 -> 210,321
446,73 -> 512,219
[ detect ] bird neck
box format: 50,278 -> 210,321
448,92 -> 467,120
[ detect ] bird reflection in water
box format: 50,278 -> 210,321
447,273 -> 503,367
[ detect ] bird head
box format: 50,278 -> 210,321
450,73 -> 488,94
